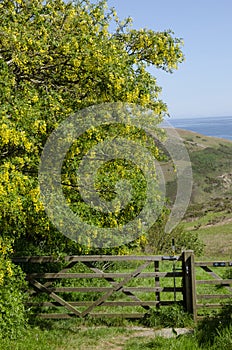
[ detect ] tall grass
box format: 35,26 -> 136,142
1,319 -> 231,350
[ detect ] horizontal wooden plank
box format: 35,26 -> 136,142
12,256 -> 58,263
36,313 -> 146,319
26,272 -> 183,279
26,300 -> 182,307
196,304 -> 228,309
196,294 -> 232,299
196,279 -> 232,285
90,313 -> 146,318
196,315 -> 222,321
30,279 -> 81,316
12,255 -> 181,263
42,286 -> 183,293
37,313 -> 76,319
27,301 -> 158,307
195,261 -> 232,267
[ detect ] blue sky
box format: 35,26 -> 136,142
107,0 -> 232,118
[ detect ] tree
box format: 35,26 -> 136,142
0,0 -> 184,254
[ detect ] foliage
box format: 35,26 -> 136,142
191,146 -> 232,176
142,208 -> 204,256
211,326 -> 232,350
165,130 -> 232,205
196,302 -> 232,347
222,267 -> 232,279
189,144 -> 232,199
124,335 -> 201,350
0,0 -> 184,254
142,304 -> 193,328
0,300 -> 231,348
0,238 -> 28,339
1,320 -> 232,350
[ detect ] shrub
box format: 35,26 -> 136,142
196,302 -> 232,347
142,304 -> 193,328
212,326 -> 232,350
144,208 -> 204,256
0,238 -> 28,339
222,267 -> 232,280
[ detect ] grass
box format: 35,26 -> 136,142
182,195 -> 232,260
1,318 -> 231,350
184,218 -> 232,259
2,208 -> 230,348
124,324 -> 232,350
1,252 -> 230,349
183,204 -> 232,316
2,252 -> 231,349
124,334 -> 202,350
7,158 -> 232,349
163,129 -> 232,204
184,211 -> 231,230
0,324 -> 135,350
27,258 -> 185,315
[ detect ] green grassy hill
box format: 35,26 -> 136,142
166,129 -> 232,259
164,129 -> 232,204
178,129 -> 232,202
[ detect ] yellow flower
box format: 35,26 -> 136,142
32,95 -> 39,103
6,264 -> 13,277
0,271 -> 4,285
1,245 -> 7,254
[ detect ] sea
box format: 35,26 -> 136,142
165,116 -> 232,141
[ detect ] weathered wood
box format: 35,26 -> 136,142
12,254 -> 186,320
201,266 -> 226,279
18,252 -> 232,321
83,261 -> 151,311
12,256 -> 60,263
29,260 -> 78,296
80,261 -> 151,317
12,255 -> 182,263
26,300 -> 181,307
195,261 -> 232,267
196,304 -> 228,309
199,266 -> 232,292
26,271 -> 182,279
194,260 -> 232,319
30,280 -> 81,317
42,286 -> 182,293
155,261 -> 160,307
196,279 -> 232,285
196,294 -> 231,299
182,250 -> 197,322
37,313 -> 146,319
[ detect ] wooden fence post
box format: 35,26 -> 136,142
154,260 -> 160,308
182,250 -> 197,322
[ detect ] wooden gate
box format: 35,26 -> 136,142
12,254 -> 184,319
195,260 -> 232,320
180,251 -> 232,321
12,251 -> 232,320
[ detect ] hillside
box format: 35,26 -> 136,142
163,128 -> 232,204
163,129 -> 232,258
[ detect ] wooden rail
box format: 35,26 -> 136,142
194,259 -> 232,319
12,252 -> 232,321
12,254 -> 183,319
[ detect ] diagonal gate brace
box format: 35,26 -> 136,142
81,261 -> 151,317
83,261 -> 151,310
30,279 -> 81,317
